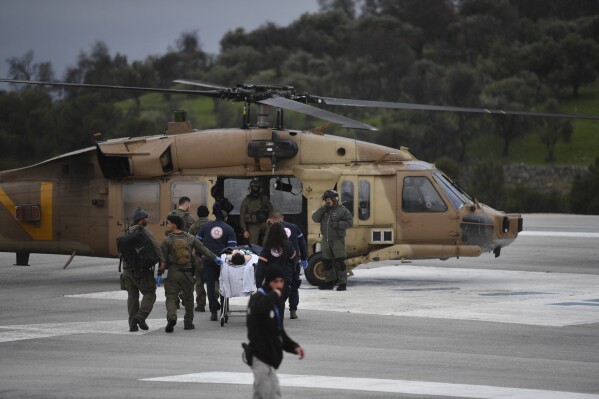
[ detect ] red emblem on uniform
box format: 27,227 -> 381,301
211,226 -> 223,239
271,248 -> 282,257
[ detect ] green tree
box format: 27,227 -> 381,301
443,64 -> 481,161
537,99 -> 573,163
558,33 -> 599,97
482,75 -> 540,157
569,158 -> 599,214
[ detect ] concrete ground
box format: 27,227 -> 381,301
0,214 -> 598,398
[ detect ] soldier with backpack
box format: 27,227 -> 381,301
118,208 -> 165,332
158,214 -> 223,333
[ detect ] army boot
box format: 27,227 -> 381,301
210,312 -> 218,321
290,310 -> 298,319
184,322 -> 195,330
165,319 -> 176,333
134,315 -> 149,330
195,305 -> 205,312
336,284 -> 347,291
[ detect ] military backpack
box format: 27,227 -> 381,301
170,234 -> 192,266
117,227 -> 159,274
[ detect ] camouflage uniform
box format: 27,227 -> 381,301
312,203 -> 353,285
240,193 -> 273,245
188,216 -> 211,309
161,232 -> 217,327
122,223 -> 165,330
170,208 -> 195,232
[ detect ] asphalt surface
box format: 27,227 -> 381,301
0,213 -> 598,398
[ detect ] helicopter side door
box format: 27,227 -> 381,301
397,173 -> 460,244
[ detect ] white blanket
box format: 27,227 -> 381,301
219,254 -> 257,298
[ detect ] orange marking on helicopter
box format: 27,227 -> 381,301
0,182 -> 53,240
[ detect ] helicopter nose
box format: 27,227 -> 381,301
491,213 -> 523,257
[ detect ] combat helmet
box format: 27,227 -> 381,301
249,179 -> 262,195
322,189 -> 339,203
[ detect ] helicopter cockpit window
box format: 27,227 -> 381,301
269,177 -> 303,214
123,182 -> 160,223
433,171 -> 472,210
358,180 -> 371,220
340,181 -> 354,216
402,177 -> 447,213
171,182 -> 208,211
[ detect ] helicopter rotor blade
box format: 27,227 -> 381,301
260,96 -> 377,131
0,79 -> 222,97
173,79 -> 228,90
316,96 -> 599,121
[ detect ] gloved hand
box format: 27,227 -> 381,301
155,274 -> 163,287
214,257 -> 223,266
301,260 -> 308,269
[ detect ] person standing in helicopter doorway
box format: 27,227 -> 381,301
311,189 -> 353,291
170,196 -> 195,231
240,179 -> 273,245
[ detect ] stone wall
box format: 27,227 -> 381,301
502,163 -> 589,194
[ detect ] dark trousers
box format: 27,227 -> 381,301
288,262 -> 301,311
277,283 -> 291,322
204,260 -> 221,313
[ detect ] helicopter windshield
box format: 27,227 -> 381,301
433,171 -> 473,210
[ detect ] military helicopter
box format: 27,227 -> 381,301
1,78 -> 597,286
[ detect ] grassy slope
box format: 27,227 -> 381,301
469,85 -> 599,166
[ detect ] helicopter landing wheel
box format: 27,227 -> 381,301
305,253 -> 327,287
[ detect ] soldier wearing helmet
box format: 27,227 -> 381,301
239,179 -> 273,245
121,207 -> 165,332
311,189 -> 353,291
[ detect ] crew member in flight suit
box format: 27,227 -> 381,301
311,189 -> 353,291
240,179 -> 273,245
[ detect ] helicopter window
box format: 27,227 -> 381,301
222,178 -> 303,215
358,180 -> 371,220
433,173 -> 466,210
402,177 -> 447,213
123,182 -> 160,223
269,178 -> 303,214
340,181 -> 354,216
433,172 -> 472,207
223,179 -> 251,215
171,182 -> 208,211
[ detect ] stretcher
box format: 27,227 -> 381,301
218,246 -> 259,327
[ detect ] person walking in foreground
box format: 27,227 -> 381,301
246,266 -> 305,399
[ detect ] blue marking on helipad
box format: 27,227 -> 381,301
550,302 -> 599,307
398,287 -> 460,292
479,291 -> 552,297
583,299 -> 599,303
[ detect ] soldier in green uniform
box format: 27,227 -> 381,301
188,205 -> 211,312
157,214 -> 222,333
240,179 -> 273,245
311,189 -> 354,291
170,196 -> 195,231
169,196 -> 195,309
122,208 -> 165,332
